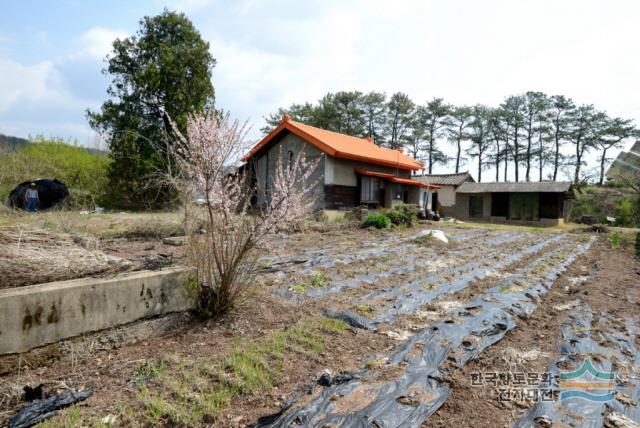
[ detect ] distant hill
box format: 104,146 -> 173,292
0,133 -> 29,151
0,134 -> 108,155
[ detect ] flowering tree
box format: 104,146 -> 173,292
168,113 -> 319,316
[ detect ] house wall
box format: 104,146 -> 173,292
254,133 -> 325,210
324,156 -> 411,186
436,185 -> 457,207
453,191 -> 565,225
419,189 -> 433,210
452,193 -> 492,220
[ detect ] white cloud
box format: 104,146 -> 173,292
72,26 -> 128,59
157,0 -> 216,13
0,59 -> 65,113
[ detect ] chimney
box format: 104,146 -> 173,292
283,114 -> 291,123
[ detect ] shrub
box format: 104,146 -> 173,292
614,196 -> 640,227
384,204 -> 418,227
361,213 -> 390,229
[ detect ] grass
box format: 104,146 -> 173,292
0,209 -> 190,239
355,304 -> 375,318
124,317 -> 346,426
609,233 -> 621,249
36,405 -> 114,428
290,271 -> 329,293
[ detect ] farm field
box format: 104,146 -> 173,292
0,212 -> 638,427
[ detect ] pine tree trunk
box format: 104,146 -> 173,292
514,126 -> 520,182
599,148 -> 607,186
495,142 -> 500,182
455,138 -> 461,174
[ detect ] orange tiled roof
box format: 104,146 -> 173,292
355,167 -> 440,189
244,115 -> 424,171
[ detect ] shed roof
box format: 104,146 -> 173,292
355,168 -> 440,189
456,181 -> 573,193
244,115 -> 424,171
416,172 -> 474,186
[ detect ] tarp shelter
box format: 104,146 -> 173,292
6,179 -> 69,210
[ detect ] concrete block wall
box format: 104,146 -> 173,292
0,267 -> 195,355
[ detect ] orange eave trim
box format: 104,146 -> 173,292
354,168 -> 440,189
243,122 -> 423,171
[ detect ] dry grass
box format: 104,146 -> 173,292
0,225 -> 130,289
0,209 -> 191,239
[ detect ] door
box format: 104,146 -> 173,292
469,195 -> 483,218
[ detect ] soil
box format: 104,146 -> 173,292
427,238 -> 640,428
0,223 -> 638,428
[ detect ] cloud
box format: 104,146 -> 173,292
0,57 -> 96,141
157,0 -> 216,13
72,26 -> 128,60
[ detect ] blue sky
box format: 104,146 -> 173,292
1,0 -> 639,177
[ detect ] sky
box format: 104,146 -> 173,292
1,0 -> 639,179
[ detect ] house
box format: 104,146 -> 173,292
450,181 -> 575,226
243,115 -> 439,211
415,172 -> 475,217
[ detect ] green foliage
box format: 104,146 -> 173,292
290,271 -> 328,293
361,213 -> 390,229
614,196 -> 640,227
384,204 -> 418,227
88,10 -> 216,209
0,138 -> 110,207
570,186 -> 639,227
608,233 -> 621,249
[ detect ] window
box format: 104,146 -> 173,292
360,176 -> 380,202
469,195 -> 483,218
288,150 -> 294,170
393,184 -> 403,200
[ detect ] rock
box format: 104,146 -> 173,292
414,229 -> 449,244
553,299 -> 581,311
162,236 -> 186,246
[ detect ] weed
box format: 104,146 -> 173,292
132,317 -> 346,426
609,233 -> 621,249
310,272 -> 327,288
355,304 -> 375,318
136,359 -> 168,384
331,214 -> 348,224
361,213 -> 390,229
289,271 -> 328,293
364,355 -> 387,369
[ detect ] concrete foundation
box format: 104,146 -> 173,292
0,267 -> 195,355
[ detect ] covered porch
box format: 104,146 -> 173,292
355,167 -> 440,210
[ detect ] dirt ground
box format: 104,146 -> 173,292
0,215 -> 638,428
